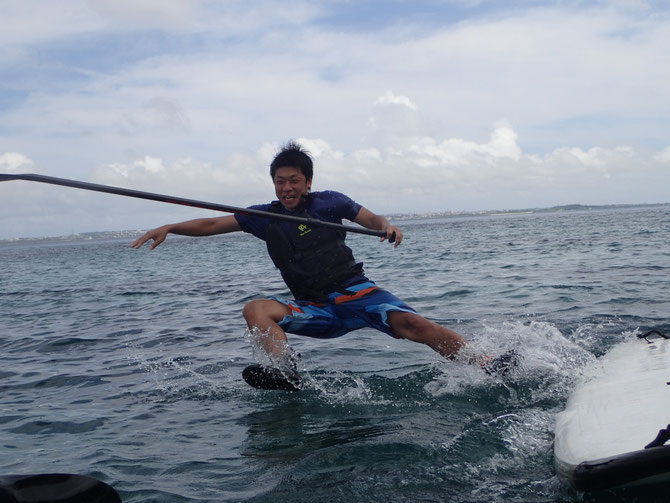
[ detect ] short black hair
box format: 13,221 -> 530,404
270,140 -> 313,180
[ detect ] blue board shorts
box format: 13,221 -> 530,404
271,282 -> 417,339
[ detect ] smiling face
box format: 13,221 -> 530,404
273,166 -> 312,210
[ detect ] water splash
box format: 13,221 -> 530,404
425,320 -> 598,400
244,326 -> 299,371
124,337 -> 226,400
307,369 -> 379,404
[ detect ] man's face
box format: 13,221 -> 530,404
273,166 -> 312,210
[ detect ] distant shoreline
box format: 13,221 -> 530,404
385,202 -> 669,221
2,202 -> 668,244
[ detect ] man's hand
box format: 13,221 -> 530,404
382,225 -> 403,247
131,226 -> 169,250
354,207 -> 403,247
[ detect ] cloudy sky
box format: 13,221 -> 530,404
1,0 -> 669,239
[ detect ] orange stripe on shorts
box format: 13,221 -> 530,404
288,304 -> 304,314
334,286 -> 379,305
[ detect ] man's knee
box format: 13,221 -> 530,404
242,299 -> 290,324
242,299 -> 262,321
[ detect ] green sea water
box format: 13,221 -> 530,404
1,206 -> 669,502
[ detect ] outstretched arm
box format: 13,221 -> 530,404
131,215 -> 242,250
354,207 -> 403,247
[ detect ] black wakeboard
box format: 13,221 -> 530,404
242,364 -> 303,392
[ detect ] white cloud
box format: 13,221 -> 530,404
296,138 -> 344,161
0,152 -> 34,172
368,90 -> 431,140
0,0 -> 324,47
2,123 -> 668,239
535,145 -> 638,185
100,156 -> 165,179
599,0 -> 653,9
352,148 -> 383,163
120,97 -> 191,136
487,125 -> 522,160
1,1 -> 670,238
374,91 -> 419,111
86,0 -> 199,29
260,127 -> 655,213
372,124 -> 522,171
5,4 -> 669,155
90,149 -> 271,204
0,2 -> 102,46
653,146 -> 670,163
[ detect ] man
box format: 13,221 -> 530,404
132,141 -> 513,391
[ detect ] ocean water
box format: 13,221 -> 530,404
1,206 -> 669,502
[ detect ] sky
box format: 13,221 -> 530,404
1,0 -> 669,239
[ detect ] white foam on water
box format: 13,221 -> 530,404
306,370 -> 380,404
454,407 -> 563,501
475,320 -> 597,375
425,320 -> 599,398
431,320 -> 645,500
124,337 -> 226,399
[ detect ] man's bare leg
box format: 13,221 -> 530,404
241,299 -> 303,391
242,299 -> 293,357
387,311 -> 520,374
387,311 -> 468,358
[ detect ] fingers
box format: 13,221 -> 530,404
149,234 -> 165,249
130,235 -> 147,249
391,228 -> 403,247
130,232 -> 153,249
380,226 -> 403,247
130,229 -> 165,249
